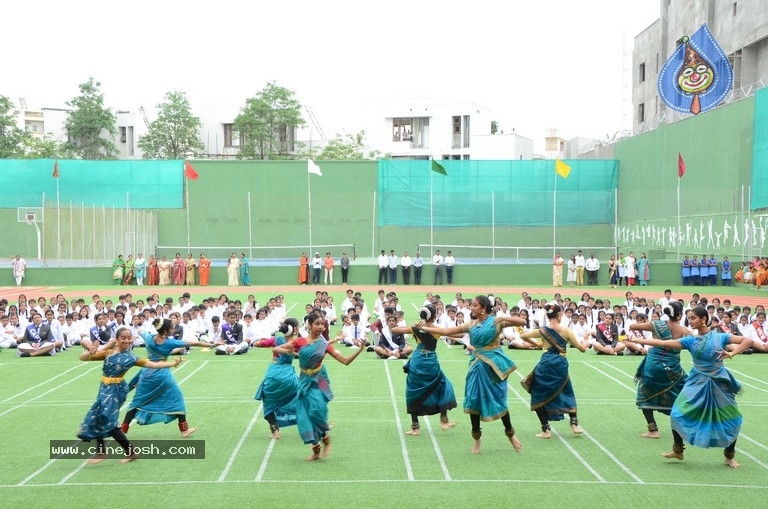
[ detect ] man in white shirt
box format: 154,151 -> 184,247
585,253 -> 600,286
387,250 -> 398,285
444,250 -> 456,285
658,289 -> 674,309
432,250 -> 444,285
377,250 -> 388,285
400,250 -> 412,285
574,250 -> 586,286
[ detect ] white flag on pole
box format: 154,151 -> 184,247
307,159 -> 323,176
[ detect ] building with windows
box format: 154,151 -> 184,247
632,0 -> 768,133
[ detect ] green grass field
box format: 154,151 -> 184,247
1,284 -> 767,508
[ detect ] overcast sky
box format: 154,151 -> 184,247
4,0 -> 660,150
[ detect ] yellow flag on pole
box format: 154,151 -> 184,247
555,159 -> 571,179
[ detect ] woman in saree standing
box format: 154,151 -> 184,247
390,304 -> 457,436
552,252 -> 564,287
79,327 -> 181,464
121,318 -> 210,438
418,295 -> 526,454
134,253 -> 147,286
185,253 -> 196,285
198,253 -> 211,286
626,306 -> 752,468
298,252 -> 310,285
239,253 -> 251,286
227,253 -> 240,286
625,301 -> 688,439
273,311 -> 364,461
158,256 -> 172,286
122,254 -> 135,285
519,304 -> 588,438
112,255 -> 125,285
147,254 -> 159,286
172,253 -> 185,285
608,254 -> 618,288
637,252 -> 650,286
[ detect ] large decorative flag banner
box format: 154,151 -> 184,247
657,23 -> 733,115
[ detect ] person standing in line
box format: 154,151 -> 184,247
625,302 -> 689,439
552,251 -> 564,287
574,250 -> 586,286
708,254 -> 718,286
417,295 -> 526,454
226,252 -> 240,286
626,306 -> 752,468
339,252 -> 350,285
158,256 -> 172,286
637,252 -> 650,286
608,254 -> 618,288
298,252 -> 310,285
172,253 -> 185,286
323,252 -> 334,285
401,250 -> 412,285
566,254 -> 577,287
311,252 -> 322,285
413,251 -> 424,285
198,253 -> 210,286
78,327 -> 181,464
444,250 -> 455,285
112,255 -> 125,285
690,255 -> 700,286
12,254 -> 26,287
377,249 -> 388,285
239,253 -> 251,286
185,253 -> 196,286
518,304 -> 589,438
721,256 -> 731,286
626,252 -> 637,286
122,254 -> 135,285
585,253 -> 600,286
134,253 -> 147,286
432,250 -> 444,285
147,254 -> 159,286
387,250 -> 398,285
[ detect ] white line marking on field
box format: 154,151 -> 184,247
219,403 -> 263,482
383,360 -> 414,481
735,447 -> 768,470
551,428 -> 606,482
254,436 -> 277,482
583,362 -> 636,392
0,365 -> 100,419
580,430 -> 644,483
422,417 -> 451,481
0,363 -> 86,405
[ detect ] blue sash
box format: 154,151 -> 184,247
26,324 -> 42,342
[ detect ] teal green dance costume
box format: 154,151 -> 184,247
527,326 -> 580,432
633,320 -> 687,434
406,328 -> 457,430
670,331 -> 742,457
255,333 -> 298,435
463,316 -> 518,440
294,337 -> 334,449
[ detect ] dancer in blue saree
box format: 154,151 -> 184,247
79,327 -> 181,464
626,302 -> 689,439
121,318 -> 209,438
390,304 -> 457,436
419,295 -> 526,454
627,306 -> 752,468
273,311 -> 364,461
254,318 -> 300,439
519,304 -> 588,438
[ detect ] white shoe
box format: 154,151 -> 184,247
349,345 -> 359,349
387,355 -> 397,360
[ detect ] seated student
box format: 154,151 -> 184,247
213,311 -> 249,355
569,313 -> 592,347
339,313 -> 370,347
17,312 -> 59,357
745,311 -> 768,353
504,309 -> 538,350
623,313 -> 650,355
591,313 -> 625,355
373,315 -> 413,359
81,313 -> 115,351
201,315 -> 222,344
129,315 -> 145,347
0,314 -> 19,349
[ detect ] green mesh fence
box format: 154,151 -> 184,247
752,87 -> 768,209
0,159 -> 184,208
377,159 -> 618,227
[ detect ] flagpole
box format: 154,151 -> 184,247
185,177 -> 191,253
56,175 -> 61,267
553,170 -> 557,258
676,177 -> 680,260
430,169 -> 434,254
307,169 -> 313,254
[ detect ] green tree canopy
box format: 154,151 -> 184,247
138,91 -> 204,159
316,130 -> 382,160
0,95 -> 28,158
234,82 -> 304,159
64,77 -> 118,160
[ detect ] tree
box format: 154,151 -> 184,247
234,82 -> 304,159
490,120 -> 498,135
19,135 -> 71,159
138,91 -> 204,159
64,77 -> 118,160
0,95 -> 28,158
316,130 -> 382,160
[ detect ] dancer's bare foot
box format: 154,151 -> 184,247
536,431 -> 552,439
181,427 -> 197,438
725,458 -> 740,469
305,452 -> 320,462
271,429 -> 280,440
508,433 -> 522,452
571,424 -> 584,435
320,441 -> 332,458
404,428 -> 420,436
662,451 -> 684,461
471,439 -> 481,454
640,431 -> 660,439
87,453 -> 108,464
120,452 -> 139,464
440,421 -> 457,431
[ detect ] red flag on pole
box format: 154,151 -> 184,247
184,161 -> 199,180
52,159 -> 59,178
678,153 -> 686,178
